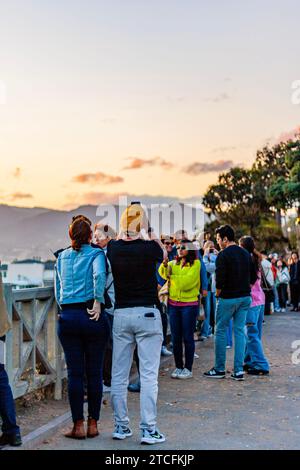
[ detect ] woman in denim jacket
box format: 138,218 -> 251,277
55,217 -> 109,440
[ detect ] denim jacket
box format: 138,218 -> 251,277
55,244 -> 106,306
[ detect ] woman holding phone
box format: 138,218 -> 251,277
159,239 -> 201,380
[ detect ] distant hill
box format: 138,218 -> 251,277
0,199 -> 206,262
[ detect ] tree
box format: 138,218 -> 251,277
282,140 -> 300,250
203,141 -> 293,248
253,143 -> 290,226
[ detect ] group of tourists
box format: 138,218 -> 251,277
0,201 -> 299,447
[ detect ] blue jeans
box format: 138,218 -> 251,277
168,304 -> 199,371
215,296 -> 251,373
0,364 -> 20,436
273,285 -> 280,311
201,293 -> 214,337
58,307 -> 109,422
226,320 -> 233,347
244,305 -> 269,371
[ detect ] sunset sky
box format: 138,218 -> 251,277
0,0 -> 300,210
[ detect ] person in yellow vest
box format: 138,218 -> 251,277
0,275 -> 22,447
159,239 -> 201,380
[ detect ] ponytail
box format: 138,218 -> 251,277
69,218 -> 92,251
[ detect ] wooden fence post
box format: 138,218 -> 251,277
3,284 -> 14,388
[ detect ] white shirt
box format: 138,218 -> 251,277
261,259 -> 274,287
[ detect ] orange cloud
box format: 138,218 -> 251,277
184,160 -> 235,175
10,192 -> 33,200
123,157 -> 174,170
72,172 -> 124,185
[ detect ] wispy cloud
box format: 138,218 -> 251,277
72,172 -> 124,185
10,192 -> 33,200
166,96 -> 186,103
211,146 -> 237,154
205,92 -> 231,103
123,157 -> 174,170
184,160 -> 235,175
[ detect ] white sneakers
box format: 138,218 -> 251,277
171,368 -> 182,378
141,428 -> 166,445
171,368 -> 193,379
112,424 -> 133,440
113,425 -> 166,445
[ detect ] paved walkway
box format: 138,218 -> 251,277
36,311 -> 300,450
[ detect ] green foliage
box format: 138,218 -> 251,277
203,136 -> 300,250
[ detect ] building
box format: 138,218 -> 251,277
4,259 -> 55,289
0,263 -> 8,281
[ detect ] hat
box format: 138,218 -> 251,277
120,203 -> 145,235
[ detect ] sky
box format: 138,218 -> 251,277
0,0 -> 300,210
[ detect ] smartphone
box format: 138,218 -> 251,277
144,312 -> 155,318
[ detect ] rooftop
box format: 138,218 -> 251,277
12,259 -> 43,265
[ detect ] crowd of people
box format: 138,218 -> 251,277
0,202 -> 299,447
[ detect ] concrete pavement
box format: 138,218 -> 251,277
33,310 -> 300,450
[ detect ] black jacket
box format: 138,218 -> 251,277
290,261 -> 300,285
216,245 -> 257,299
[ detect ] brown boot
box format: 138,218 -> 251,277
64,420 -> 86,439
87,418 -> 99,438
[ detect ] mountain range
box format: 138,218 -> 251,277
0,198 -> 206,262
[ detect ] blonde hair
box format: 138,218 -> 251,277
120,204 -> 147,236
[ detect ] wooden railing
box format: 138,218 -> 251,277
3,284 -> 65,399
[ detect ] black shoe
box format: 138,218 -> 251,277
204,368 -> 225,379
0,433 -> 22,447
243,364 -> 250,372
231,372 -> 244,381
247,369 -> 269,376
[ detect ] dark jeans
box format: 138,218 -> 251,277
103,314 -> 113,387
277,284 -> 288,309
264,298 -> 271,315
160,303 -> 168,347
0,363 -> 20,436
290,283 -> 300,309
168,304 -> 199,371
58,307 -> 109,422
